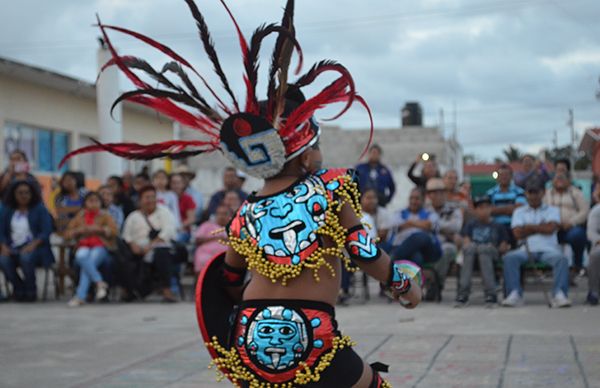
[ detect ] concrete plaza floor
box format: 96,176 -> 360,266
2,278 -> 600,388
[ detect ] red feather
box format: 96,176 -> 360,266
97,22 -> 229,114
59,140 -> 218,168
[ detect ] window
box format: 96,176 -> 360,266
3,122 -> 70,173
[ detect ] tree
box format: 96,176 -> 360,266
502,145 -> 523,162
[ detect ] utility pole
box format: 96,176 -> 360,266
568,108 -> 575,168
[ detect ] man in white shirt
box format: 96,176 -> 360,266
502,179 -> 571,308
122,186 -> 178,302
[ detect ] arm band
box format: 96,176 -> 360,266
345,225 -> 381,262
221,261 -> 247,287
387,261 -> 412,295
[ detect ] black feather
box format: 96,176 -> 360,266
184,0 -> 239,112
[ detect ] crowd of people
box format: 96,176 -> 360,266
1,145 -> 600,308
0,149 -> 246,305
353,145 -> 599,308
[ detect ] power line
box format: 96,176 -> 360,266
0,0 -> 596,52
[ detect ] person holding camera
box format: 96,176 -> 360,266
408,153 -> 440,190
0,150 -> 40,202
121,185 -> 178,302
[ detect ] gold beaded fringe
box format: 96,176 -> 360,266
206,335 -> 355,387
227,174 -> 363,285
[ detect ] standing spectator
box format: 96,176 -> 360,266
174,165 -> 204,222
387,187 -> 441,267
131,172 -> 151,208
0,150 -> 41,201
456,196 -> 510,307
586,184 -> 600,305
443,169 -> 469,212
426,178 -> 463,299
354,144 -> 396,207
121,186 -> 178,302
554,158 -> 571,177
107,176 -> 135,218
98,185 -> 124,230
152,170 -> 182,228
205,167 -> 248,218
55,171 -> 88,233
544,172 -> 589,274
502,179 -> 571,308
408,153 -> 439,190
0,181 -> 54,301
486,164 -> 526,247
193,204 -> 230,274
514,154 -> 551,189
170,173 -> 196,243
64,192 -> 118,307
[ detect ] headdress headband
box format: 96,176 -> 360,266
60,0 -> 373,178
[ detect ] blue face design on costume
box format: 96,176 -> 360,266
240,307 -> 323,371
242,177 -> 328,265
243,308 -> 305,370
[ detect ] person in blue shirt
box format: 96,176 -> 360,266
387,187 -> 441,267
0,180 -> 55,302
486,164 -> 527,247
355,144 -> 396,207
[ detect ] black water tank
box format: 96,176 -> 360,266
401,102 -> 423,127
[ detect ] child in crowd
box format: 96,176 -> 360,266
151,170 -> 182,228
456,195 -> 510,307
193,204 -> 230,275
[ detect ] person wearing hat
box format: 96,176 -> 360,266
387,187 -> 442,268
502,178 -> 571,307
426,178 -> 463,301
456,196 -> 510,307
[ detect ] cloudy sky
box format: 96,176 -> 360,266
1,0 -> 599,162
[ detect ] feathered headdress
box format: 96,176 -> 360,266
60,0 -> 373,179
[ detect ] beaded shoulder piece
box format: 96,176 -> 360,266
227,168 -> 361,285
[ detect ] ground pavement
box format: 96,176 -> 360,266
1,277 -> 600,388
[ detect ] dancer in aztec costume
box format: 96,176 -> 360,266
61,1 -> 423,386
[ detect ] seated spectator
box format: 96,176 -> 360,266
354,144 -> 396,207
64,192 -> 118,307
173,165 -> 204,222
193,204 -> 230,274
152,170 -> 182,228
0,181 -> 54,301
170,173 -> 196,243
459,181 -> 473,208
98,185 -> 124,230
587,184 -> 600,305
426,178 -> 463,299
387,187 -> 441,267
443,169 -> 469,212
544,172 -> 589,274
514,154 -> 551,189
205,167 -> 248,219
222,189 -> 242,214
456,196 -> 510,307
487,164 -> 526,247
131,172 -> 151,208
121,186 -> 178,302
408,153 -> 439,190
55,171 -> 87,233
107,175 -> 135,218
0,150 -> 41,201
502,179 -> 571,308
